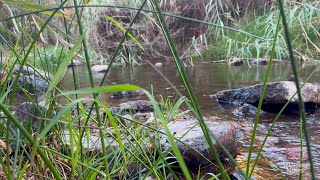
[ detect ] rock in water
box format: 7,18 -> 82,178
229,58 -> 243,66
91,65 -> 109,73
155,62 -> 163,68
112,90 -> 144,99
233,103 -> 263,117
12,65 -> 51,93
159,118 -> 237,169
214,81 -> 320,104
118,100 -> 153,113
250,58 -> 269,66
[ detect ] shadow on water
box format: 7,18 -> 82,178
61,61 -> 320,179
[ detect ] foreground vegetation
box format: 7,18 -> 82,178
0,0 -> 319,179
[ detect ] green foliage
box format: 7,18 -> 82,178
203,1 -> 320,61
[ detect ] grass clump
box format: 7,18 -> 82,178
202,1 -> 320,61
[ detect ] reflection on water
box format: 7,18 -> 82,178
62,61 -> 320,179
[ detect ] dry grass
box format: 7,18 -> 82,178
85,0 -> 277,62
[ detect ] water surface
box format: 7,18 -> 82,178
62,61 -> 320,179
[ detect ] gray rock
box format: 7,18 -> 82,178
233,103 -> 263,117
91,65 -> 109,73
155,62 -> 163,68
112,90 -> 144,99
250,58 -> 269,66
160,118 -> 237,169
118,100 -> 153,113
12,65 -> 51,93
229,58 -> 243,66
214,81 -> 320,105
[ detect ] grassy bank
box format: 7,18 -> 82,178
202,1 -> 320,61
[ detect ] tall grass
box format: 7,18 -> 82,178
0,0 -> 318,179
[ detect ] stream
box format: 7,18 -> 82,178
62,61 -> 320,179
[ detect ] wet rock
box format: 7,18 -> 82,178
229,58 -> 243,66
118,100 -> 153,113
12,65 -> 51,93
155,62 -> 163,68
91,65 -> 109,72
68,59 -> 83,67
112,90 -> 144,99
233,103 -> 263,117
160,118 -> 237,169
250,58 -> 269,66
214,81 -> 320,105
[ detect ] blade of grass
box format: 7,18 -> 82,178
10,0 -> 68,96
277,0 -> 315,179
143,89 -> 192,180
246,15 -> 281,177
150,0 -> 229,179
45,35 -> 84,95
0,103 -> 62,180
77,1 -> 148,171
103,15 -> 144,51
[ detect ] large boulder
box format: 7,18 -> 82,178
214,81 -> 320,105
160,118 -> 237,169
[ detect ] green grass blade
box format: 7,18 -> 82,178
58,85 -> 141,96
150,0 -> 229,179
45,35 -> 84,95
39,98 -> 86,139
246,15 -> 282,177
103,15 -> 144,50
278,0 -> 315,179
0,104 -> 62,180
143,89 -> 192,180
96,101 -> 127,161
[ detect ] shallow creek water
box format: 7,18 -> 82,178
62,61 -> 320,179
